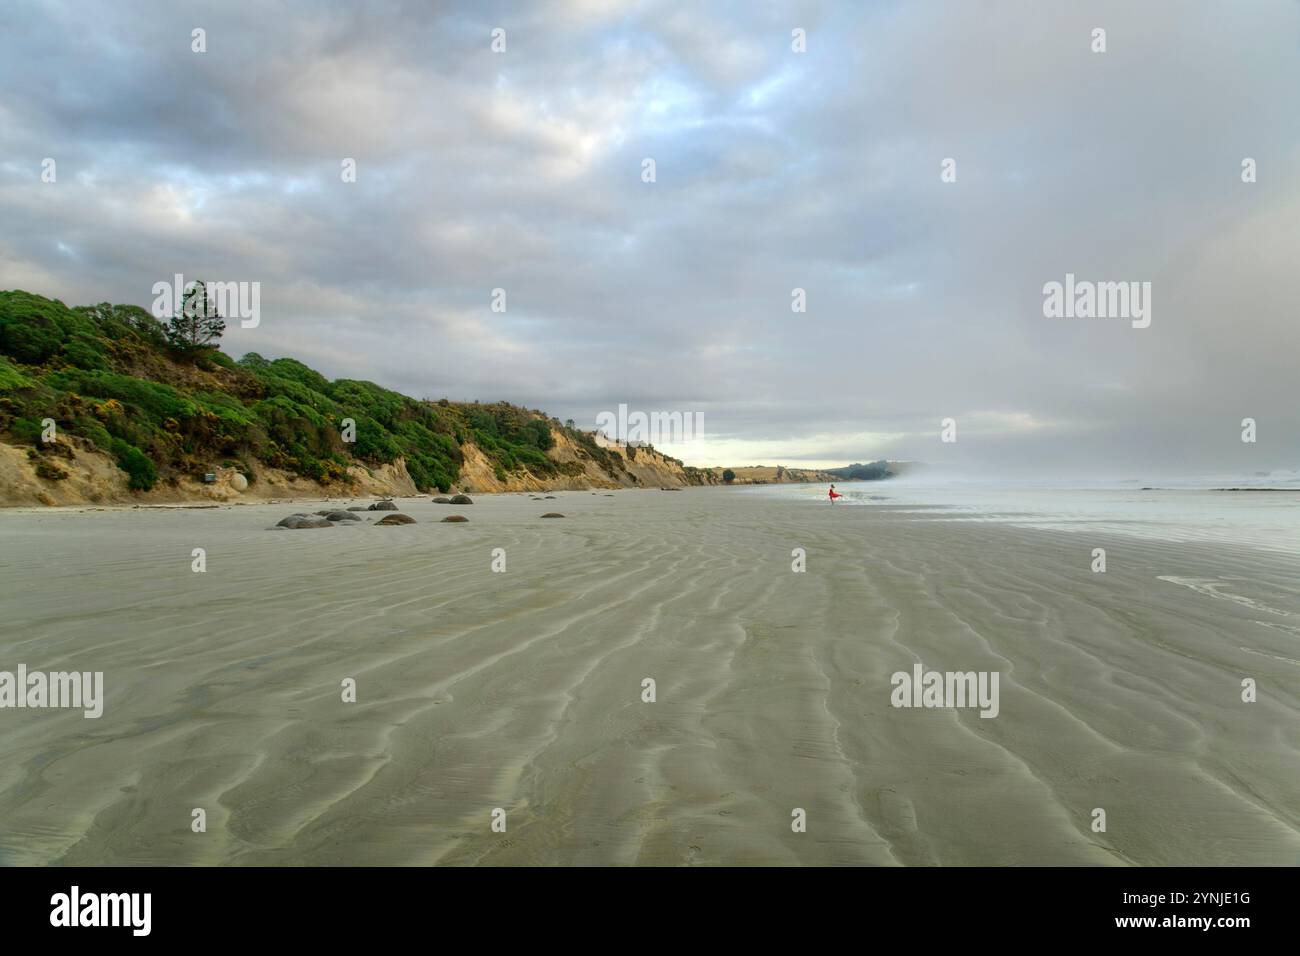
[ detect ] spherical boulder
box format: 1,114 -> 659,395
375,513 -> 416,525
230,473 -> 248,492
449,494 -> 474,505
540,513 -> 565,518
369,500 -> 398,511
441,515 -> 469,523
325,511 -> 361,521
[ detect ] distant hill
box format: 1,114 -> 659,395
824,461 -> 894,481
705,464 -> 840,485
0,289 -> 712,505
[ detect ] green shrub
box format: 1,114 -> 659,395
0,356 -> 33,390
113,442 -> 157,491
9,416 -> 44,443
83,423 -> 112,450
62,334 -> 108,370
0,300 -> 64,363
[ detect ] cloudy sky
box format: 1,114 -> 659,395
2,0 -> 1297,476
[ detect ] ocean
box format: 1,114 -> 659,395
743,476 -> 1300,556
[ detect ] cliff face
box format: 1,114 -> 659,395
0,434 -> 420,507
421,430 -> 714,493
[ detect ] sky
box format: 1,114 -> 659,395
1,0 -> 1297,477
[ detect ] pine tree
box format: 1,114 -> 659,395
165,280 -> 226,354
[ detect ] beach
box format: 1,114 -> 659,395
0,487 -> 1296,866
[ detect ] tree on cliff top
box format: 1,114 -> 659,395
165,281 -> 226,355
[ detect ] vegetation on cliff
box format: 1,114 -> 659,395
0,290 -> 627,493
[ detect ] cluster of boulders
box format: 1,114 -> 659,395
276,514 -> 332,529
271,492 -> 577,529
428,494 -> 472,520
275,510 -> 360,529
273,501 -> 416,529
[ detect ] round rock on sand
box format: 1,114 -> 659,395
449,494 -> 474,505
346,506 -> 368,511
441,515 -> 469,523
431,496 -> 452,504
230,473 -> 248,492
325,511 -> 361,521
369,500 -> 398,511
375,513 -> 416,525
276,515 -> 332,529
540,512 -> 565,519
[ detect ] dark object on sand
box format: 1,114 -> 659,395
431,496 -> 452,504
540,512 -> 565,518
441,515 -> 469,522
276,515 -> 331,529
369,500 -> 398,511
1211,487 -> 1291,492
375,513 -> 416,525
544,495 -> 556,499
325,511 -> 361,521
449,494 -> 474,505
346,506 -> 369,511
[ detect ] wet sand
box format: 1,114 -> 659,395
0,488 -> 1296,865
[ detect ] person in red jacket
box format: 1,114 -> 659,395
828,484 -> 842,503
